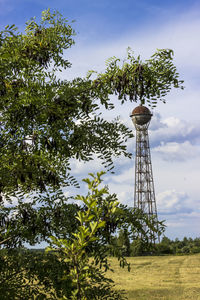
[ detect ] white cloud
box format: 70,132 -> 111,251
150,116 -> 200,146
148,113 -> 166,130
157,189 -> 192,215
61,5 -> 200,128
106,181 -> 134,206
156,189 -> 200,238
60,6 -> 200,240
163,211 -> 200,239
105,166 -> 134,185
70,156 -> 103,176
63,7 -> 200,77
153,141 -> 200,161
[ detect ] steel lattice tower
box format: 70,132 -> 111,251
130,105 -> 159,244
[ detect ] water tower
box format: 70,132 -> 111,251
130,105 -> 159,244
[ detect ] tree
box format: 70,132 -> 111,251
0,8 -> 183,298
117,229 -> 131,257
0,173 -> 164,299
90,47 -> 184,107
0,248 -> 73,299
0,9 -> 183,248
0,10 -> 183,199
47,172 -> 127,299
130,238 -> 145,256
0,9 -> 133,248
0,9 -> 133,198
156,236 -> 174,255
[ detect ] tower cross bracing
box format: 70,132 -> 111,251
131,105 -> 159,244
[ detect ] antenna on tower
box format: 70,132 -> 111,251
130,105 -> 160,244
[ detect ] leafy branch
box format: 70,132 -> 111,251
47,172 -> 126,300
91,48 -> 184,107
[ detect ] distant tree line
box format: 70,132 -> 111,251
111,231 -> 200,256
156,236 -> 200,255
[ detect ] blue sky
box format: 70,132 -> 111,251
1,0 -> 200,240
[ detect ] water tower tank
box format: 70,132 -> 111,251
130,105 -> 152,126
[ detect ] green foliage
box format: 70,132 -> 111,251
108,205 -> 165,258
47,172 -> 126,299
0,10 -> 183,198
0,198 -> 80,248
0,249 -> 73,299
0,9 -> 181,247
0,8 -> 134,250
130,238 -> 146,256
0,171 -> 164,298
156,236 -> 200,255
0,9 -> 134,197
117,229 -> 131,257
91,48 -> 184,107
0,9 -> 75,195
0,8 -> 183,299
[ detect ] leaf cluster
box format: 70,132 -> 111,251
91,48 -> 184,107
47,172 -> 127,299
0,249 -> 73,299
0,10 -> 134,197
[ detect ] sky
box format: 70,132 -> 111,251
1,0 -> 200,240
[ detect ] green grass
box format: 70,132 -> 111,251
107,254 -> 200,300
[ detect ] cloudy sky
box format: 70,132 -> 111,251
1,0 -> 200,240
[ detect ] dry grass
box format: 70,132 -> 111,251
107,254 -> 200,300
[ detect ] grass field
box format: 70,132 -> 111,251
107,254 -> 200,300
